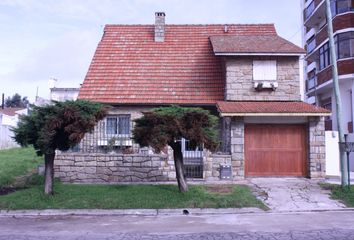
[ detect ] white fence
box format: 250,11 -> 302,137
0,125 -> 19,150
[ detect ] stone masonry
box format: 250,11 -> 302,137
225,56 -> 301,101
54,153 -> 175,183
230,117 -> 245,179
309,116 -> 326,178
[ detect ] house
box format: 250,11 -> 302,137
50,87 -> 80,102
54,12 -> 330,183
0,107 -> 28,149
302,0 -> 354,173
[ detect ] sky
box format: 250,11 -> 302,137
0,0 -> 304,102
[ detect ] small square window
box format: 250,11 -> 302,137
106,115 -> 130,136
253,60 -> 277,81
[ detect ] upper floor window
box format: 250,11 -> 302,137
253,60 -> 277,81
335,31 -> 354,59
330,0 -> 354,16
319,43 -> 331,70
106,115 -> 130,136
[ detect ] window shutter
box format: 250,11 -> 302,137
253,60 -> 277,81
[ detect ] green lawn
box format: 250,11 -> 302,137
0,176 -> 265,210
322,184 -> 354,207
0,147 -> 43,187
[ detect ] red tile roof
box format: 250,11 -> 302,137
0,108 -> 25,116
217,101 -> 330,116
79,24 -> 283,105
210,35 -> 305,55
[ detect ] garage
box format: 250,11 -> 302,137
245,124 -> 307,177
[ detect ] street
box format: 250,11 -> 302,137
1,210 -> 354,239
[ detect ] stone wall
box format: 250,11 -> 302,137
225,56 -> 301,101
309,116 -> 326,178
54,153 -> 175,183
205,153 -> 232,181
230,117 -> 245,179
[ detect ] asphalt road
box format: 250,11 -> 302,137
1,210 -> 354,240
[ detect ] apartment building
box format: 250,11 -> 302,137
302,0 -> 354,171
303,0 -> 354,129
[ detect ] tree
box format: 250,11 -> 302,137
5,93 -> 29,108
133,106 -> 219,192
12,100 -> 107,195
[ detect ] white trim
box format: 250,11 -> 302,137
215,53 -> 303,56
219,112 -> 331,117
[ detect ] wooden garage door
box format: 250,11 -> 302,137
245,124 -> 307,177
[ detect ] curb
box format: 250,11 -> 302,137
1,207 -> 354,217
0,208 -> 263,217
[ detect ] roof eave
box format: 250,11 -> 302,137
214,52 -> 305,56
219,112 -> 331,117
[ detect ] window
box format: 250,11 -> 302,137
253,60 -> 277,81
106,115 -> 130,136
307,70 -> 316,90
319,43 -> 331,70
305,1 -> 315,19
330,0 -> 353,16
335,32 -> 354,59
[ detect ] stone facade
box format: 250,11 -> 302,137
54,153 -> 175,183
230,117 -> 245,179
309,116 -> 326,178
225,56 -> 301,101
204,153 -> 232,181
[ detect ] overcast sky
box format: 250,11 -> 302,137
0,0 -> 303,102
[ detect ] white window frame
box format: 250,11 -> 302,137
253,60 -> 277,81
105,115 -> 131,138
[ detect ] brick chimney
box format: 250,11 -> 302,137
154,12 -> 165,42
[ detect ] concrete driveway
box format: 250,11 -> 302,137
247,178 -> 346,212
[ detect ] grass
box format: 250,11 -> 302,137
0,147 -> 43,187
0,176 -> 265,210
321,183 -> 354,207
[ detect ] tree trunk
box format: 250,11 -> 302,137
44,153 -> 55,195
171,142 -> 188,192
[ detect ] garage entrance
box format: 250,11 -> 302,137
245,124 -> 307,177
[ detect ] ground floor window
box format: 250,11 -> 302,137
106,115 -> 130,136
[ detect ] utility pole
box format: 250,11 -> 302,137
325,0 -> 348,186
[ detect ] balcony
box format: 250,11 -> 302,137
304,0 -> 326,28
307,37 -> 316,54
307,76 -> 317,90
317,58 -> 354,86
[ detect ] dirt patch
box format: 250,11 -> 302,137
0,187 -> 16,196
205,185 -> 234,194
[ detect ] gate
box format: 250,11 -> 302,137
181,138 -> 203,178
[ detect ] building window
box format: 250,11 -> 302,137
319,43 -> 331,70
330,0 -> 354,16
253,60 -> 277,81
307,70 -> 316,90
106,115 -> 130,136
335,32 -> 354,59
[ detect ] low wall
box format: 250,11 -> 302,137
54,153 -> 176,183
55,152 -> 234,183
